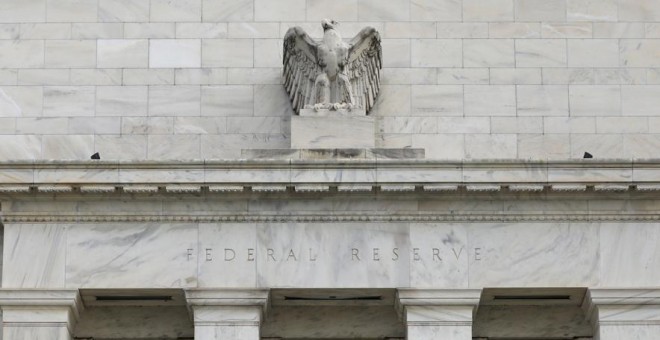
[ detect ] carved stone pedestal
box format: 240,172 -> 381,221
291,109 -> 375,149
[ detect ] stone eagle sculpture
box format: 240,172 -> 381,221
283,19 -> 382,115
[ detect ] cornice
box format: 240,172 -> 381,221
3,213 -> 660,223
0,160 -> 658,198
2,158 -> 660,169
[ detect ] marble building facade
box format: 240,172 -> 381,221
1,0 -> 660,339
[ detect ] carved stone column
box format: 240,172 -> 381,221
587,289 -> 660,340
185,289 -> 269,340
397,289 -> 481,340
0,289 -> 82,340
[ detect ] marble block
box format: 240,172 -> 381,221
254,223 -> 410,288
405,305 -> 475,340
3,224 -> 67,288
242,148 -> 425,159
592,291 -> 660,340
66,223 -> 198,288
0,88 -> 22,116
467,223 -> 599,288
291,109 -> 375,149
0,290 -> 80,340
187,290 -> 267,340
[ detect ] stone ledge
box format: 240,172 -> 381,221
397,289 -> 482,306
0,289 -> 84,329
185,289 -> 270,307
4,213 -> 660,223
0,183 -> 655,195
0,160 -> 657,189
0,289 -> 81,307
589,289 -> 660,305
291,112 -> 375,149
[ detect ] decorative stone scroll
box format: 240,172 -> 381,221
283,19 -> 382,115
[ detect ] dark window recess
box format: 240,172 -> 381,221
493,295 -> 571,300
95,295 -> 173,302
284,295 -> 382,301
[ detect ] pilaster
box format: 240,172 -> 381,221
0,289 -> 82,340
397,289 -> 481,340
185,289 -> 270,340
587,289 -> 660,340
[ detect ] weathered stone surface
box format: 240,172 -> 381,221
0,0 -> 657,160
292,110 -> 375,149
242,148 -> 424,159
0,1 -> 659,337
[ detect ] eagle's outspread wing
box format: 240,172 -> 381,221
347,27 -> 382,114
283,27 -> 321,115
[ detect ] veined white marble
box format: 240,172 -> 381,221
599,223 -> 660,287
291,114 -> 376,149
0,169 -> 33,183
255,223 -> 410,288
2,220 -> 660,290
0,0 -> 659,336
599,326 -> 660,340
0,290 -> 81,340
3,326 -> 71,340
407,325 -> 471,340
0,160 -> 659,191
409,224 -> 469,288
590,289 -> 660,340
405,305 -> 475,340
191,304 -> 263,340
290,166 -> 377,183
204,168 -> 291,183
376,165 -> 462,183
198,223 -> 257,287
119,168 -> 204,183
0,88 -> 21,117
3,224 -> 66,288
35,168 -> 119,184
65,223 -> 197,288
195,324 -> 260,340
468,223 -> 600,287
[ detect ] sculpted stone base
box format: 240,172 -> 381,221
242,148 -> 425,159
292,109 -> 375,149
299,108 -> 367,117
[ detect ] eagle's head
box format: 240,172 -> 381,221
321,19 -> 338,31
